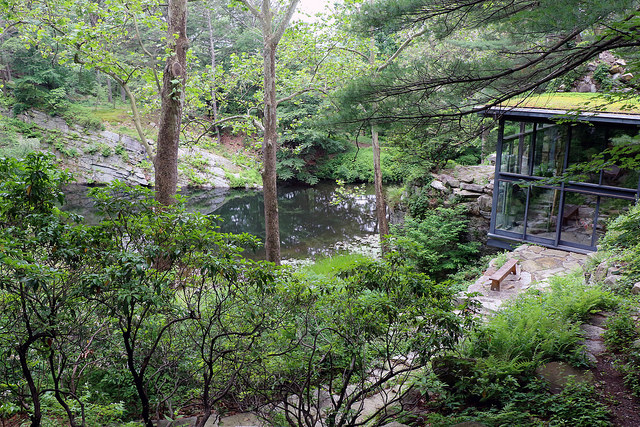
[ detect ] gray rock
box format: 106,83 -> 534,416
621,73 -> 634,82
430,180 -> 449,193
477,195 -> 493,212
599,51 -> 615,64
381,422 -> 411,427
610,65 -> 624,74
576,82 -> 596,93
100,130 -> 121,143
615,58 -> 627,66
583,339 -> 606,358
485,153 -> 497,165
535,361 -> 594,394
632,282 -> 640,295
604,274 -> 621,288
455,189 -> 482,199
580,324 -> 605,340
460,182 -> 484,193
440,175 -> 460,188
592,261 -> 609,283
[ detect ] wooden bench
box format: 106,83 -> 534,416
490,258 -> 518,291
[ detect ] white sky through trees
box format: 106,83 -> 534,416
295,0 -> 330,22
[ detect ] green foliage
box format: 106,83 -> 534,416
0,138 -> 40,159
388,127 -> 482,175
420,272 -> 616,426
425,376 -> 610,426
601,202 -> 640,288
405,186 -> 437,219
254,254 -> 476,426
546,63 -> 588,92
466,272 -> 616,366
297,252 -> 372,280
277,95 -> 348,184
593,63 -> 615,91
225,168 -> 262,188
545,380 -> 611,426
603,309 -> 640,397
183,152 -> 210,171
61,105 -> 105,131
180,165 -> 209,186
392,205 -> 480,278
0,154 -> 280,425
316,145 -> 410,183
620,348 -> 640,397
604,311 -> 639,353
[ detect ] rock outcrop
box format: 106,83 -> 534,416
6,108 -> 242,188
426,164 -> 496,248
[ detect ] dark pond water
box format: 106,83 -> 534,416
62,182 -> 379,259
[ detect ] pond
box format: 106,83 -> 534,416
62,182 -> 380,260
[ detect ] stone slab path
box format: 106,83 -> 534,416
465,244 -> 589,316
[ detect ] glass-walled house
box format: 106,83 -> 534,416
486,106 -> 640,253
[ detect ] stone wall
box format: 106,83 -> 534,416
429,163 -> 496,249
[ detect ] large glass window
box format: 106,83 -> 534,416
602,129 -> 640,189
596,197 -> 636,241
501,122 -> 533,174
567,124 -> 606,184
491,116 -> 640,252
525,186 -> 559,241
532,125 -> 567,177
559,192 -> 597,247
495,181 -> 527,235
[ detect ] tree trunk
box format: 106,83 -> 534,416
122,328 -> 154,427
107,77 -> 113,105
205,7 -> 221,143
371,126 -> 389,251
262,35 -> 281,264
240,0 -> 298,264
155,0 -> 188,205
18,343 -> 41,427
368,25 -> 389,254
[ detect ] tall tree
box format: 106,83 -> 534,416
155,0 -> 189,204
329,0 -> 429,253
238,0 -> 300,265
2,0 -> 187,204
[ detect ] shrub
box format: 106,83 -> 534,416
545,380 -> 610,426
466,273 -> 616,366
316,146 -> 409,183
604,310 -> 639,353
391,205 -> 480,278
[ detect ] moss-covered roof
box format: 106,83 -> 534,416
498,92 -> 640,115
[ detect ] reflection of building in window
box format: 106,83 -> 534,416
485,105 -> 640,253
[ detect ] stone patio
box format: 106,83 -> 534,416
465,244 -> 590,315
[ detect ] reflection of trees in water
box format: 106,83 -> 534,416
214,183 -> 378,255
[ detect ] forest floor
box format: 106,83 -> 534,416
593,349 -> 640,426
